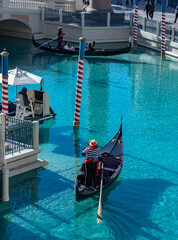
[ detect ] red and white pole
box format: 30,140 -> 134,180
161,0 -> 166,57
73,36 -> 86,128
1,48 -> 9,131
133,0 -> 138,48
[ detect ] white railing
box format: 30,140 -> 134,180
55,1 -> 75,11
9,0 -> 48,9
2,0 -> 76,11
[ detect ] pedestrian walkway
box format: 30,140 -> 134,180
112,0 -> 178,29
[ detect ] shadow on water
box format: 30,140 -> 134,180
103,178 -> 174,240
74,178 -> 175,240
8,168 -> 73,210
39,125 -> 100,158
0,221 -> 64,240
126,153 -> 178,176
0,168 -> 73,240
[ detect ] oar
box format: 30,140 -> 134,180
97,162 -> 104,224
29,37 -> 58,53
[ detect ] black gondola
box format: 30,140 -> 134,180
74,118 -> 123,201
32,36 -> 131,56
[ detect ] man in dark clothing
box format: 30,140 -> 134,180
57,26 -> 64,48
149,1 -> 155,20
144,0 -> 151,19
82,140 -> 100,189
174,4 -> 178,23
19,87 -> 29,106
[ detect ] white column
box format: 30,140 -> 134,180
143,17 -> 146,31
81,12 -> 85,29
59,9 -> 63,24
107,12 -> 110,28
2,168 -> 9,202
171,26 -> 175,42
41,7 -> 45,21
33,121 -> 39,150
0,113 -> 6,166
130,12 -> 133,28
156,21 -> 160,36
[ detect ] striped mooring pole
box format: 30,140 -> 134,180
161,0 -> 166,57
133,0 -> 139,48
1,48 -> 9,130
73,35 -> 86,128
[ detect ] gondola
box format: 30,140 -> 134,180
32,36 -> 131,56
74,118 -> 123,201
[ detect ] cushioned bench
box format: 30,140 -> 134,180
103,155 -> 121,172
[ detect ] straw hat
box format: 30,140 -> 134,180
90,139 -> 97,146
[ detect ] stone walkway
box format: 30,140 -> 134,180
112,0 -> 178,28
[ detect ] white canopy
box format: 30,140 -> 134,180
0,66 -> 43,85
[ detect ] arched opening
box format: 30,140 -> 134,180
0,19 -> 32,39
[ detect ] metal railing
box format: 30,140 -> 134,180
43,8 -> 131,28
62,11 -> 81,26
44,8 -> 60,21
5,117 -> 33,155
137,15 -> 178,43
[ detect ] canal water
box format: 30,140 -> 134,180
0,36 -> 177,240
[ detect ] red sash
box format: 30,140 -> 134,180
85,145 -> 99,174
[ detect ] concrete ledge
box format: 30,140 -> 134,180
9,158 -> 48,178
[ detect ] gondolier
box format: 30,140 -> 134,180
82,140 -> 101,189
57,26 -> 64,48
75,116 -> 123,201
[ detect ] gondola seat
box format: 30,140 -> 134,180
103,155 -> 121,172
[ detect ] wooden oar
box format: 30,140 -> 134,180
97,162 -> 104,224
29,37 -> 58,53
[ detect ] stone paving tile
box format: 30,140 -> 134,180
112,0 -> 178,28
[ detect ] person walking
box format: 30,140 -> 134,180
174,3 -> 178,23
144,0 -> 151,19
149,1 -> 155,20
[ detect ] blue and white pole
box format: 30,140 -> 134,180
133,0 -> 139,47
161,0 -> 166,57
73,35 -> 86,128
1,49 -> 9,130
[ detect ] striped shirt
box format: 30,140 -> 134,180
82,147 -> 100,160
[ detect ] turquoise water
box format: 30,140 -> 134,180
0,36 -> 178,240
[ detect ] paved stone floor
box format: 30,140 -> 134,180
112,0 -> 178,29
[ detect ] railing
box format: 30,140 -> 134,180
62,11 -> 81,26
9,0 -> 48,9
43,8 -> 131,28
44,8 -> 60,21
4,0 -> 75,10
5,117 -> 33,155
54,0 -> 75,11
137,15 -> 178,43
